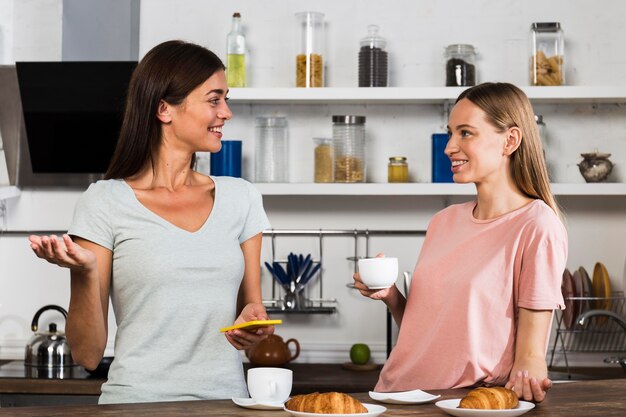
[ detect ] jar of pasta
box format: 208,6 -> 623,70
530,22 -> 564,86
313,137 -> 334,183
332,115 -> 366,183
295,12 -> 325,87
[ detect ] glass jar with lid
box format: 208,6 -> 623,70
255,116 -> 288,183
295,11 -> 325,87
388,156 -> 409,183
332,115 -> 366,183
313,137 -> 334,183
358,24 -> 388,87
530,22 -> 564,86
445,44 -> 476,86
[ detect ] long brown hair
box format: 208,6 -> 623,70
456,82 -> 562,218
105,40 -> 225,179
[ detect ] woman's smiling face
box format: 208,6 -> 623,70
445,98 -> 510,185
166,69 -> 232,154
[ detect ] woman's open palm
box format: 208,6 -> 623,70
29,234 -> 96,272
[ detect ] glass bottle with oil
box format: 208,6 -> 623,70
226,12 -> 246,87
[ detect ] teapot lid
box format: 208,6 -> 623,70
581,151 -> 611,159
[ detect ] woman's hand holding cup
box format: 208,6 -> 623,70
353,253 -> 398,300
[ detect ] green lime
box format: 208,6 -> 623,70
350,343 -> 371,365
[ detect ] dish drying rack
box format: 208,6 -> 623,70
261,228 -> 425,317
549,293 -> 626,375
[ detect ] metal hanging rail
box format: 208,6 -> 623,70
262,228 -> 426,357
262,228 -> 426,308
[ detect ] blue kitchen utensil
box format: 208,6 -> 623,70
302,255 -> 314,278
301,262 -> 321,286
272,262 -> 290,287
265,262 -> 289,289
295,256 -> 313,287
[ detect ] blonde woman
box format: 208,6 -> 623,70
354,83 -> 566,403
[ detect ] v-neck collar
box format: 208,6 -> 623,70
120,177 -> 218,235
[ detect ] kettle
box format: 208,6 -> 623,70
25,305 -> 75,369
246,334 -> 300,367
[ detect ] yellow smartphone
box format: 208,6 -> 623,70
219,319 -> 282,333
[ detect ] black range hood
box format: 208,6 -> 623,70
0,61 -> 137,188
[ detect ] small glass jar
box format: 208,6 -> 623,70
295,11 -> 325,88
358,24 -> 388,87
530,22 -> 564,86
313,137 -> 334,183
332,115 -> 366,183
388,156 -> 409,183
445,44 -> 476,86
255,116 -> 288,183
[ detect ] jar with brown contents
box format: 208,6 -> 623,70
530,22 -> 564,86
313,137 -> 334,183
296,54 -> 323,87
295,12 -> 325,87
332,115 -> 366,183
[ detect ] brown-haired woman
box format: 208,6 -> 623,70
354,82 -> 567,403
28,40 -> 273,404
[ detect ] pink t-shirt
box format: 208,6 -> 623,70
376,199 -> 567,392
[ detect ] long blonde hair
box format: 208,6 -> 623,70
456,82 -> 562,219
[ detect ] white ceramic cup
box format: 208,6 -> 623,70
357,257 -> 399,289
247,367 -> 292,404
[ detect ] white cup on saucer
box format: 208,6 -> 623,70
247,367 -> 292,404
357,257 -> 398,289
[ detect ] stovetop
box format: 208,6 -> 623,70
0,360 -> 94,380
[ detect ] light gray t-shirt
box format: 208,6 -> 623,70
68,176 -> 270,404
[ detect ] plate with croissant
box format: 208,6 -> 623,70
284,392 -> 386,417
435,387 -> 535,417
368,388 -> 440,404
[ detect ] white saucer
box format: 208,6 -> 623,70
232,397 -> 284,410
369,388 -> 440,404
284,403 -> 386,417
435,399 -> 535,417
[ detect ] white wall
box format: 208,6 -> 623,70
1,0 -> 626,368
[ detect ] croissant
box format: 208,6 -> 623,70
285,392 -> 368,414
459,387 -> 519,410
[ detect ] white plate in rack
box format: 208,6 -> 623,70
369,388 -> 440,404
435,399 -> 535,417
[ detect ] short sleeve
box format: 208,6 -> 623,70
517,215 -> 568,311
67,182 -> 115,250
238,181 -> 271,243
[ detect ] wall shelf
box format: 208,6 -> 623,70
254,182 -> 626,196
229,86 -> 626,104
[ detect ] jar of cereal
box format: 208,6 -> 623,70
332,115 -> 366,183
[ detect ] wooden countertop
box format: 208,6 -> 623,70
0,363 -> 380,396
0,378 -> 625,416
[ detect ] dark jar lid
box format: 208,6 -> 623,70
332,115 -> 366,124
531,22 -> 561,32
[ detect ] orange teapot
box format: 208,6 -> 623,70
246,334 -> 300,366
